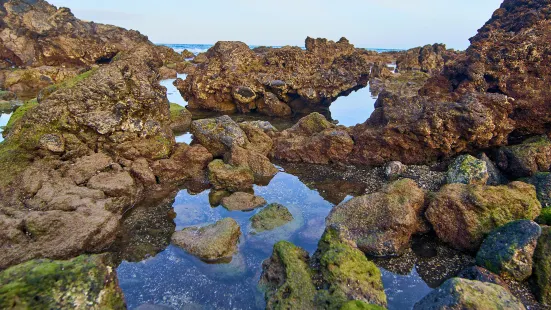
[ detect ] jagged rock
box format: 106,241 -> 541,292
426,182 -> 541,251
259,241 -> 317,309
314,226 -> 387,308
151,144 -> 213,184
239,122 -> 274,155
171,218 -> 241,262
220,192 -> 266,211
272,113 -> 354,164
533,226 -> 551,305
477,152 -> 508,185
224,146 -> 277,183
176,38 -> 371,115
476,220 -> 541,281
370,62 -> 393,79
446,154 -> 489,185
457,266 -> 509,290
190,116 -> 248,157
0,255 -> 125,309
208,159 -> 254,192
181,49 -> 195,59
326,179 -> 427,256
396,44 -> 459,74
496,136 -> 551,178
169,103 -> 192,133
159,66 -> 177,79
522,172 -> 551,208
413,278 -> 525,310
251,203 -> 294,232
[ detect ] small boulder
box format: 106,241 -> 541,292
326,179 -> 427,256
456,266 -> 509,290
413,278 -> 525,310
0,255 -> 125,309
221,192 -> 266,211
224,146 -> 278,182
169,103 -> 192,133
251,203 -> 294,232
522,172 -> 551,208
476,220 -> 541,281
208,159 -> 254,192
171,218 -> 241,262
191,116 -> 248,157
477,152 -> 508,185
446,154 -> 489,185
258,92 -> 292,117
533,226 -> 551,305
426,182 -> 541,251
239,122 -> 273,156
259,241 -> 316,309
496,135 -> 551,178
384,161 -> 406,181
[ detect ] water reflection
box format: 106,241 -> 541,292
0,112 -> 13,143
328,84 -> 377,127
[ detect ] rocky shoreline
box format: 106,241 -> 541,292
0,0 -> 551,309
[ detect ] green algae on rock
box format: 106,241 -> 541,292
533,226 -> 551,305
413,278 -> 525,310
0,255 -> 125,310
208,159 -> 254,192
169,103 -> 192,133
259,241 -> 317,309
446,154 -> 489,185
251,203 -> 294,232
522,172 -> 551,208
537,208 -> 551,226
171,218 -> 241,262
426,181 -> 542,251
340,301 -> 386,310
314,227 -> 387,309
475,220 -> 541,281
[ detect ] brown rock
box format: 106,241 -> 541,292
221,192 -> 266,211
208,159 -> 254,192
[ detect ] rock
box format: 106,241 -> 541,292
396,44 -> 458,74
496,136 -> 551,178
384,161 -> 406,181
340,301 -> 386,310
259,241 -> 316,309
522,172 -> 551,208
258,92 -> 292,117
65,152 -> 113,185
87,171 -> 138,213
39,133 -> 65,154
251,203 -> 294,232
475,220 -> 541,281
208,190 -> 231,207
190,116 -> 248,157
224,146 -> 277,183
272,113 -> 354,164
446,154 -> 489,185
533,226 -> 551,305
413,278 -> 525,310
426,182 -> 542,251
220,192 -> 266,211
457,266 -> 509,290
177,38 -> 370,116
181,49 -> 195,59
370,62 -> 393,79
169,103 -> 192,133
314,226 -> 387,308
159,66 -> 177,79
477,152 -> 508,185
171,218 -> 241,262
326,179 -> 427,256
239,122 -> 274,155
151,144 -> 212,185
0,255 -> 125,310
130,158 -> 157,186
208,159 -> 254,192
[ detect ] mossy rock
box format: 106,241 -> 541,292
259,241 -> 316,309
315,227 -> 387,309
0,255 -> 125,309
290,112 -> 334,135
533,226 -> 551,305
536,207 -> 551,225
251,203 -> 294,232
340,301 -> 386,310
497,135 -> 551,178
208,159 -> 254,192
522,172 -> 551,208
447,154 -> 489,185
3,99 -> 38,136
37,68 -> 99,103
169,103 -> 192,133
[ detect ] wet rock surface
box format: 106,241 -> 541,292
208,159 -> 254,192
475,220 -> 541,281
446,154 -> 489,185
221,192 -> 266,211
171,218 -> 241,262
496,136 -> 551,178
251,203 -> 293,232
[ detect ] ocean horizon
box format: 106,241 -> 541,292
160,43 -> 403,55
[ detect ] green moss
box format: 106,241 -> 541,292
4,99 -> 38,134
340,301 -> 386,310
39,68 -> 99,102
251,203 -> 294,232
294,112 -> 333,135
263,241 -> 316,309
316,227 -> 387,309
170,102 -> 185,118
0,255 -> 125,309
447,155 -> 488,185
534,227 -> 551,304
537,208 -> 551,225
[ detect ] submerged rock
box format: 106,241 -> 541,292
533,226 -> 551,305
221,192 -> 266,211
446,154 -> 489,185
326,179 -> 427,256
208,159 -> 254,192
314,226 -> 387,308
413,278 -> 525,310
171,218 -> 241,262
259,241 -> 317,309
426,182 -> 541,251
475,220 -> 541,281
0,255 -> 125,309
251,203 -> 294,232
496,136 -> 551,178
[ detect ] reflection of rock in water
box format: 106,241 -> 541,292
109,189 -> 178,263
373,234 -> 474,288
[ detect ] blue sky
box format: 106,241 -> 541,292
48,0 -> 503,50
